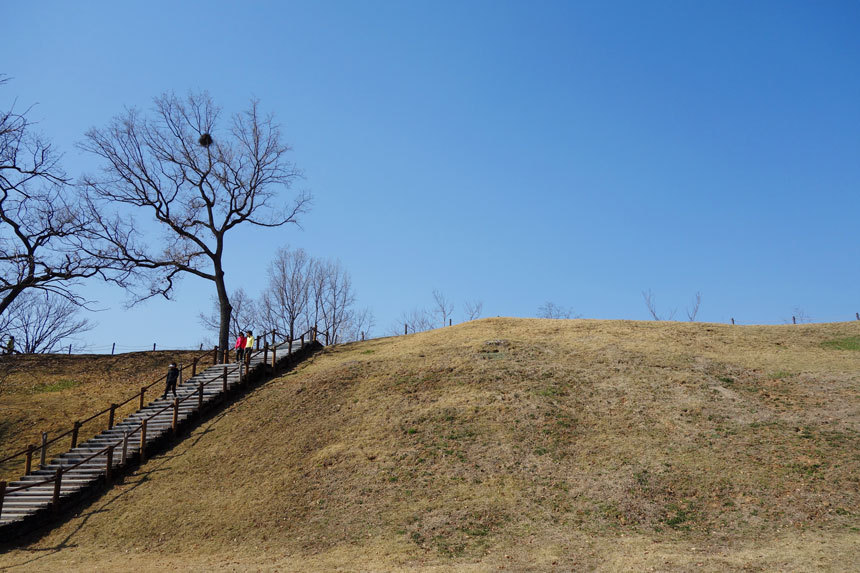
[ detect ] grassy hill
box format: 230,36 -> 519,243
0,318 -> 858,571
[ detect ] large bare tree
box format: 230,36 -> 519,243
81,92 -> 309,353
0,78 -> 105,315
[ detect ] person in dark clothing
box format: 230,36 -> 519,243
162,362 -> 179,399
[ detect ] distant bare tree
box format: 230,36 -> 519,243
537,301 -> 579,319
789,307 -> 812,324
686,292 -> 702,322
200,287 -> 259,340
391,307 -> 433,335
4,291 -> 95,353
0,77 -> 107,316
80,91 -> 309,354
432,289 -> 455,327
319,260 -> 355,344
642,289 -> 676,321
260,247 -> 311,341
464,299 -> 483,321
345,307 -> 375,342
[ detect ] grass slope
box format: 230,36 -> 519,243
1,318 -> 858,571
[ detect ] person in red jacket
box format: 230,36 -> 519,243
234,331 -> 247,363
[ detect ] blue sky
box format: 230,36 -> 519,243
4,0 -> 859,351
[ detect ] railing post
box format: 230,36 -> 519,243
108,403 -> 117,430
192,357 -> 198,377
222,366 -> 228,392
222,349 -> 228,364
140,419 -> 148,463
25,444 -> 34,475
179,365 -> 183,385
256,336 -> 260,350
198,380 -> 204,409
40,432 -> 48,468
139,386 -> 146,409
52,468 -> 62,512
0,481 -> 5,518
271,343 -> 277,369
172,398 -> 179,432
263,342 -> 268,364
105,445 -> 114,482
71,421 -> 81,449
122,431 -> 129,465
301,333 -> 305,346
213,345 -> 218,365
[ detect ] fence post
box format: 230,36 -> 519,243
40,432 -> 48,468
139,386 -> 146,409
405,323 -> 408,335
52,468 -> 62,512
111,342 -> 116,355
198,380 -> 204,409
223,349 -> 229,364
213,345 -> 218,365
140,420 -> 148,463
192,357 -> 198,377
25,444 -> 34,475
108,404 -> 117,430
0,481 -> 5,519
153,343 -> 156,351
263,342 -> 268,364
179,365 -> 183,385
256,337 -> 260,350
105,445 -> 114,482
301,333 -> 305,346
271,344 -> 277,369
71,421 -> 81,449
122,431 -> 129,465
172,398 -> 179,432
222,366 -> 228,392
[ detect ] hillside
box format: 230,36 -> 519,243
0,319 -> 858,571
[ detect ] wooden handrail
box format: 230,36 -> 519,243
0,347 -> 211,474
1,335 -> 304,505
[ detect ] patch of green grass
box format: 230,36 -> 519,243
663,501 -> 697,530
770,371 -> 792,380
821,336 -> 860,351
717,376 -> 734,385
32,379 -> 79,393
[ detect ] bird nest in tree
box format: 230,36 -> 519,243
198,133 -> 213,147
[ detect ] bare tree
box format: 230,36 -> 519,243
200,287 -> 259,340
344,307 -> 375,342
318,259 -> 355,344
391,307 -> 433,335
80,92 -> 309,354
685,291 -> 702,322
432,289 -> 455,327
464,299 -> 483,321
642,289 -> 676,321
0,78 -> 107,316
260,247 -> 311,341
4,291 -> 95,353
537,301 -> 579,319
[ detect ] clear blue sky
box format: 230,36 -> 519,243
4,0 -> 859,351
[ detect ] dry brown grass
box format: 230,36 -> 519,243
0,350 -> 207,481
0,318 -> 858,571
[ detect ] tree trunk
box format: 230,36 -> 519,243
214,268 -> 232,354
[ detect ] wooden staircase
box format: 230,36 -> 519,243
0,338 -> 318,541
